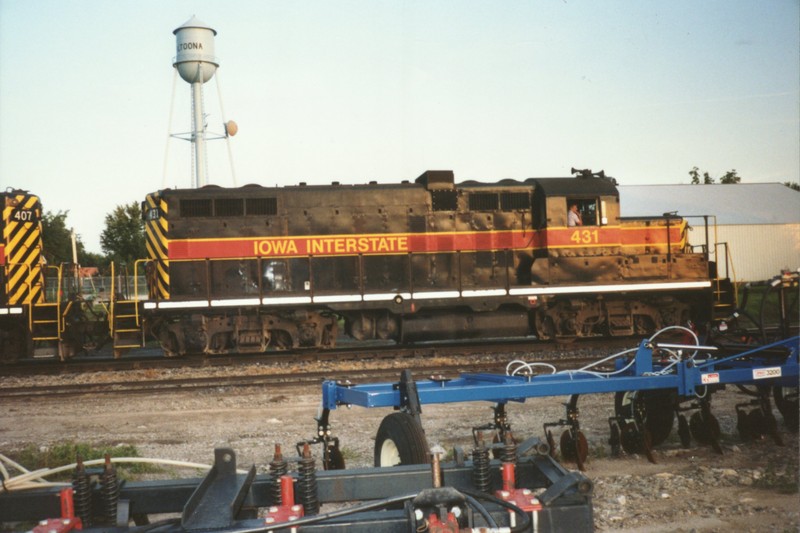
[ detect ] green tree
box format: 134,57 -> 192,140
40,210 -> 87,265
81,251 -> 110,270
719,169 -> 741,184
784,181 -> 800,191
100,202 -> 146,268
690,167 -> 741,184
689,166 -> 700,184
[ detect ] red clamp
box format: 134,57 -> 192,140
427,511 -> 460,533
264,475 -> 304,531
33,488 -> 83,532
495,462 -> 543,527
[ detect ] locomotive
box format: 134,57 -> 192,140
129,169 -> 717,356
1,170 -> 723,361
1,188 -> 109,362
1,189 -> 45,360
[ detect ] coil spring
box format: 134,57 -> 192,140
501,433 -> 517,465
72,456 -> 92,528
297,444 -> 320,515
268,444 -> 289,506
101,455 -> 119,526
471,437 -> 491,493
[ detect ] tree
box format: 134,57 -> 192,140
40,210 -> 85,265
689,167 -> 700,184
719,169 -> 741,184
784,181 -> 800,191
100,202 -> 146,269
689,167 -> 741,184
690,167 -> 714,184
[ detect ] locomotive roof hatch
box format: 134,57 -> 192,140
415,170 -> 455,190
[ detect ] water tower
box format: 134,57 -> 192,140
173,16 -> 218,188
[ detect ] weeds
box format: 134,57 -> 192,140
6,441 -> 162,481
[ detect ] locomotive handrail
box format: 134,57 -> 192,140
131,259 -> 149,326
109,262 -> 116,336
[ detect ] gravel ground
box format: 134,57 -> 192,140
1,358 -> 798,532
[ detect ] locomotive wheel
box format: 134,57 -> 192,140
614,389 -> 675,447
374,413 -> 430,467
773,386 -> 799,432
534,313 -> 555,341
271,330 -> 294,350
560,429 -> 589,470
555,335 -> 577,345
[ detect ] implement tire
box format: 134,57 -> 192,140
374,413 -> 430,467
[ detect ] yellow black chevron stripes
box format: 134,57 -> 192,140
2,192 -> 44,305
144,193 -> 170,299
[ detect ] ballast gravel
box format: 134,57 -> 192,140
0,354 -> 797,532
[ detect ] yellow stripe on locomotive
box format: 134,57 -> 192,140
143,192 -> 170,300
2,190 -> 44,305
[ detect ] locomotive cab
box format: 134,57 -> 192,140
530,172 -> 620,229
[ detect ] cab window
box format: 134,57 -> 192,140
568,199 -> 599,226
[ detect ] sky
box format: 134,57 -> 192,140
1,1 -> 798,253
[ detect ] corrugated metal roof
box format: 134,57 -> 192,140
619,183 -> 800,225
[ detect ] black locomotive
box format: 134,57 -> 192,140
129,169 -> 718,356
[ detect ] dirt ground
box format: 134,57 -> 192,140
1,370 -> 798,532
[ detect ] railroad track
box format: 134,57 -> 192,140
0,356 -> 610,400
1,337 -> 636,376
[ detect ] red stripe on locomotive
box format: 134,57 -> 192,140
164,223 -> 683,261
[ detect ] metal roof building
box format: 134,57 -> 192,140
619,183 -> 800,282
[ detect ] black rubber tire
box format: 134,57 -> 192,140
614,389 -> 675,446
374,413 -> 430,467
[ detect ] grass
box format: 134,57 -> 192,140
736,283 -> 799,331
6,441 -> 162,481
338,446 -> 362,463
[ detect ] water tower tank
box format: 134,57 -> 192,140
173,16 -> 218,84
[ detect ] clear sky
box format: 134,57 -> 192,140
1,1 -> 798,253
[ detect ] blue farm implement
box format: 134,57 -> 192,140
313,332 -> 798,471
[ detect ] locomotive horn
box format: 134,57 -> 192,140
571,167 -> 592,178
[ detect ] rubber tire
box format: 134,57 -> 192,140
374,413 -> 430,467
